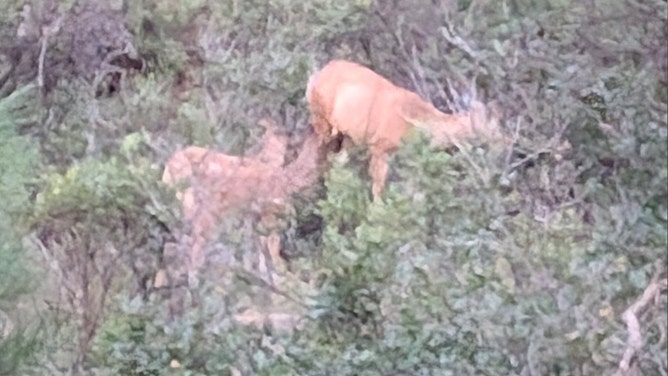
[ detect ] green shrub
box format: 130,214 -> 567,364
0,84 -> 43,374
287,129 -> 665,374
1,0 -> 665,374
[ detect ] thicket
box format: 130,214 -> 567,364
0,0 -> 666,375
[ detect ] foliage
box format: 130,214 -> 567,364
88,287 -> 284,376
0,84 -> 42,374
0,84 -> 40,295
0,0 -> 665,375
290,132 -> 665,374
27,133 -> 175,372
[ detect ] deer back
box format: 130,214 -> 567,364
307,60 -> 506,153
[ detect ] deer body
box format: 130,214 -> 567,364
162,120 -> 322,277
306,60 -> 504,199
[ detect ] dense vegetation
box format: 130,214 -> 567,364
0,0 -> 666,375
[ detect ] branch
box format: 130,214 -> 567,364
440,23 -> 480,63
37,15 -> 64,90
613,277 -> 668,376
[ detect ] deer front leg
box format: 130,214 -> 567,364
183,186 -> 217,280
369,152 -> 389,201
188,207 -> 214,274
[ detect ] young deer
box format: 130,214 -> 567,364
162,119 -> 323,280
306,59 -> 507,200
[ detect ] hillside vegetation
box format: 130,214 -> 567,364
0,0 -> 666,375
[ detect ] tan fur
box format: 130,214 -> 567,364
306,60 -> 507,200
162,119 -> 323,276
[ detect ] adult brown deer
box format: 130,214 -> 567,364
306,59 -> 508,200
162,119 -> 323,280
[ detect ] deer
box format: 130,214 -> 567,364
306,59 -> 509,201
162,118 -> 324,284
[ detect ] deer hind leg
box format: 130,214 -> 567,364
259,232 -> 283,268
369,152 -> 389,201
266,231 -> 282,267
309,111 -> 337,146
258,232 -> 284,288
257,235 -> 272,285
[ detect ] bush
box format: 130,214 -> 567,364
0,84 -> 43,374
27,133 -> 175,372
0,0 -> 665,374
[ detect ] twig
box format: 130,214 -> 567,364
506,120 -> 569,173
501,117 -> 521,176
37,15 -> 63,90
440,23 -> 479,63
408,47 -> 428,99
613,277 -> 668,376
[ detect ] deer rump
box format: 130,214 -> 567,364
306,60 -> 504,200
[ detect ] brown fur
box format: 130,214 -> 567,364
162,119 -> 324,275
306,60 -> 507,200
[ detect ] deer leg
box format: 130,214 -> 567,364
310,112 -> 338,147
266,231 -> 282,266
369,152 -> 389,201
189,216 -> 210,275
185,189 -> 216,277
259,231 -> 283,268
310,113 -> 327,138
258,235 -> 278,287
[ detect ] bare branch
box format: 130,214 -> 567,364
37,15 -> 64,90
613,277 -> 668,376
